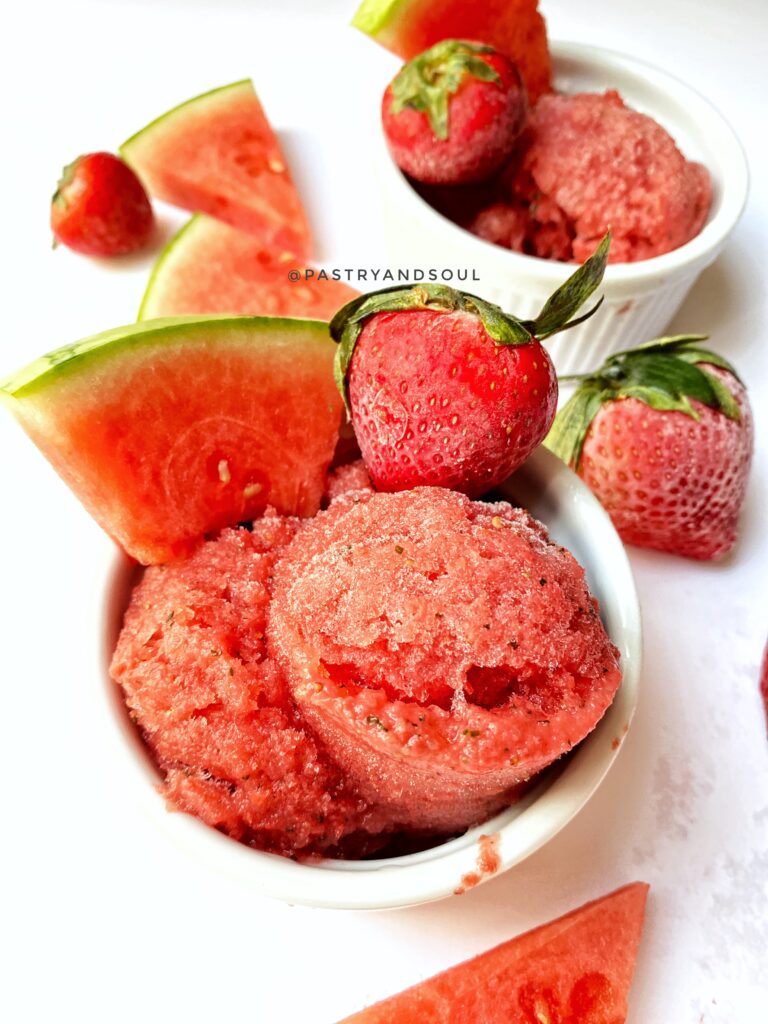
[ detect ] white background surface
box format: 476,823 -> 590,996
1,1 -> 766,1021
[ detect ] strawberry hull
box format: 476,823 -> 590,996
269,488 -> 622,833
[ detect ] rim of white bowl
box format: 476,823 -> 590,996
100,447 -> 641,910
377,40 -> 749,288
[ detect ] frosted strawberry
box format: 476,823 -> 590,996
382,39 -> 527,185
331,236 -> 609,497
546,336 -> 753,560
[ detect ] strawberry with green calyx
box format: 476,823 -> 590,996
331,234 -> 609,497
382,39 -> 527,185
546,335 -> 754,560
51,152 -> 154,257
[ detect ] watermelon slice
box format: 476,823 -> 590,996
121,80 -> 312,258
339,883 -> 649,1023
0,316 -> 342,564
138,214 -> 357,321
352,0 -> 552,103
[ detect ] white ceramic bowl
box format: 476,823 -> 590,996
101,447 -> 641,910
376,41 -> 749,376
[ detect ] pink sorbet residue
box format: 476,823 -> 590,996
454,832 -> 502,895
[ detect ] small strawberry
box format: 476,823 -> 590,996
330,236 -> 609,497
51,152 -> 154,256
546,336 -> 754,560
382,39 -> 527,185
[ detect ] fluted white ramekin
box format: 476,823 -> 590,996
375,41 -> 748,376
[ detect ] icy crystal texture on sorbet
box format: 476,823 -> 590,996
470,89 -> 711,263
268,488 -> 622,832
111,512 -> 387,858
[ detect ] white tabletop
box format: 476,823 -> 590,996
1,2 -> 766,1021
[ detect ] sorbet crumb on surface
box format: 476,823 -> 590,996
110,510 -> 387,859
466,89 -> 711,263
325,459 -> 374,504
268,487 -> 622,833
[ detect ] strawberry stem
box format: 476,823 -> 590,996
546,335 -> 743,470
389,40 -> 502,140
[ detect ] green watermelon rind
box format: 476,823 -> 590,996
352,0 -> 406,34
0,315 -> 329,402
120,80 -> 253,159
137,215 -> 205,321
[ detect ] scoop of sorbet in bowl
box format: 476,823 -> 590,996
104,447 -> 641,907
110,512 -> 392,859
268,487 -> 622,833
474,89 -> 712,263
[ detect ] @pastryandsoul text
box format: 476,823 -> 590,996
287,267 -> 481,283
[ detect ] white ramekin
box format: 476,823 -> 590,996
100,447 -> 641,910
375,41 -> 748,376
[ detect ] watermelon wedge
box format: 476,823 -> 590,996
121,80 -> 312,258
138,214 -> 357,321
352,0 -> 552,103
339,883 -> 649,1023
0,316 -> 342,564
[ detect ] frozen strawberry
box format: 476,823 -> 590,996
51,152 -> 154,256
546,335 -> 754,560
382,39 -> 527,185
331,236 -> 609,497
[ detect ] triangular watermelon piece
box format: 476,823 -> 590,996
352,0 -> 552,103
0,316 -> 342,564
121,80 -> 312,258
139,214 -> 357,321
339,883 -> 649,1023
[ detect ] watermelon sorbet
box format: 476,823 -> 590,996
460,89 -> 712,263
112,480 -> 622,858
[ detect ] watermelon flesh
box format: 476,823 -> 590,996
139,214 -> 358,321
121,80 -> 312,258
0,317 -> 342,564
339,883 -> 649,1023
352,0 -> 552,103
